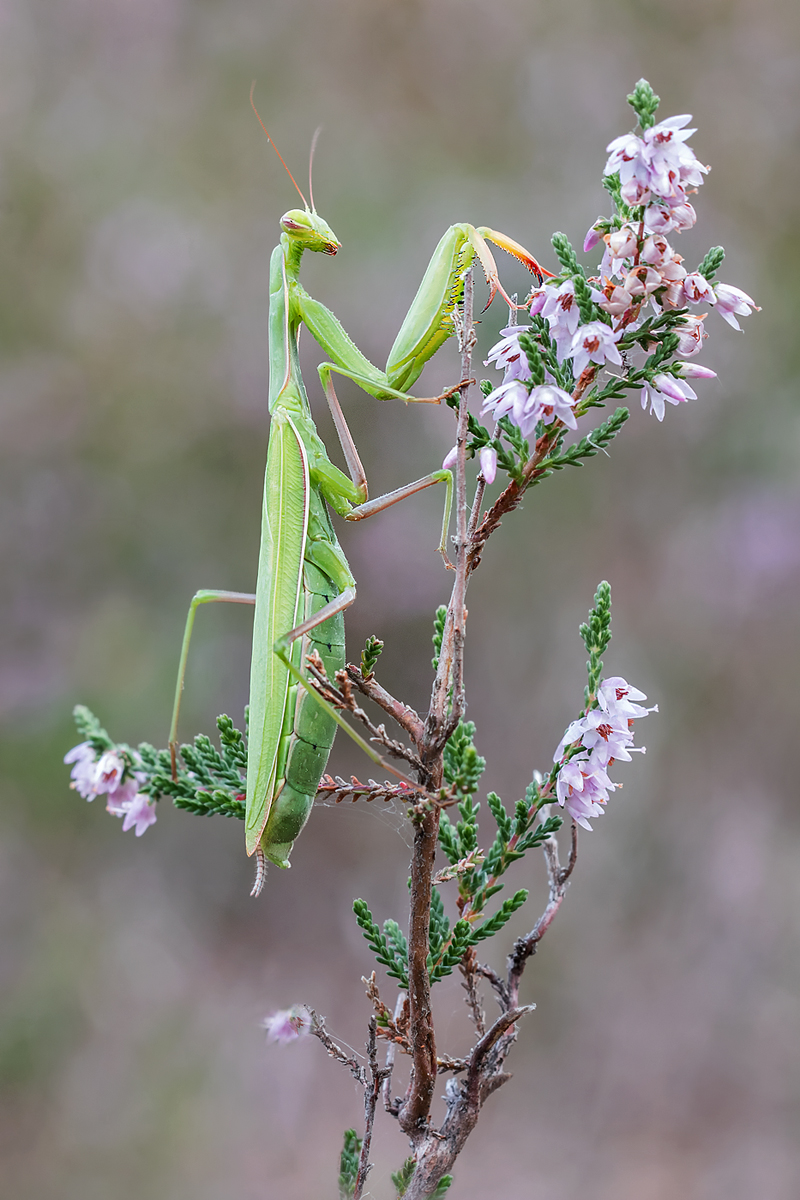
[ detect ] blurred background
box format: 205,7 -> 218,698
1,0 -> 798,1197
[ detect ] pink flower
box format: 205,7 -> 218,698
64,742 -> 97,799
479,446 -> 498,484
104,774 -> 140,815
556,710 -> 635,766
640,373 -> 697,421
541,280 -> 582,360
442,445 -> 457,471
676,361 -> 717,382
482,380 -> 576,440
119,792 -> 157,836
556,756 -> 616,830
596,676 -> 654,720
568,322 -> 623,378
674,314 -> 708,357
683,272 -> 715,304
93,751 -> 125,795
711,283 -> 760,330
643,201 -> 697,234
262,1006 -> 311,1044
484,325 -> 532,381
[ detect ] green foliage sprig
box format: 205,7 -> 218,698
338,1129 -> 362,1199
580,580 -> 612,705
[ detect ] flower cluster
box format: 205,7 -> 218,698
475,85 -> 758,475
64,741 -> 157,836
553,677 -> 654,829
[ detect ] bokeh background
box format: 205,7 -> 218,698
1,1 -> 798,1197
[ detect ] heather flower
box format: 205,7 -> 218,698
683,272 -> 715,304
93,751 -> 126,795
483,380 -> 576,439
262,1006 -> 311,1044
644,201 -> 697,235
532,384 -> 578,430
484,325 -> 532,381
676,361 -> 717,382
605,114 -> 707,213
568,321 -> 623,378
711,283 -> 760,330
597,281 -> 637,320
640,233 -> 673,268
556,709 -> 635,766
622,263 -> 663,300
104,774 -> 140,815
479,445 -> 498,484
119,793 -> 157,836
540,280 -> 582,359
442,445 -> 457,471
64,742 -> 97,800
596,676 -> 653,720
640,372 -> 698,421
481,378 -> 529,429
556,755 -> 617,830
674,314 -> 708,357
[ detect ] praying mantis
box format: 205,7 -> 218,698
169,95 -> 551,892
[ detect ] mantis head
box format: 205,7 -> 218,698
280,208 -> 341,256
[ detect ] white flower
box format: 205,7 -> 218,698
674,314 -> 708,357
640,373 -> 697,421
683,272 -> 715,304
596,677 -> 654,720
484,325 -> 532,381
711,283 -> 760,331
540,280 -> 582,360
568,321 -> 623,378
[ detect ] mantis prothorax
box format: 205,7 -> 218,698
169,94 -> 552,892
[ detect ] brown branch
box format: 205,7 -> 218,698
460,946 -> 485,1035
345,664 -> 426,744
309,1009 -> 365,1083
316,774 -> 416,806
507,818 -> 578,1006
398,272 -> 477,1141
397,804 -> 440,1140
353,1018 -> 390,1200
333,669 -> 425,771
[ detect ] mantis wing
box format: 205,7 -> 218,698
245,410 -> 309,856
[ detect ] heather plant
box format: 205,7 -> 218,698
65,81 -> 756,1198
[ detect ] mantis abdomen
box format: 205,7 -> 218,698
262,557 -> 344,866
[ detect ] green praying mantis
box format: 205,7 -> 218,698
168,94 -> 551,893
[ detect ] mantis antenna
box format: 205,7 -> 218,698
308,125 -> 323,214
249,81 -> 309,211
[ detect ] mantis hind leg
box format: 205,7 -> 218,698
169,589 -> 256,776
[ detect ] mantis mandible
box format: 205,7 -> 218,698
169,93 -> 551,893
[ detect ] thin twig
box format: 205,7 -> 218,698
506,817 -> 578,1006
353,1018 -> 390,1200
309,1010 -> 364,1083
383,992 -> 407,1116
345,664 -> 426,744
460,946 -> 485,1035
316,774 -> 416,806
